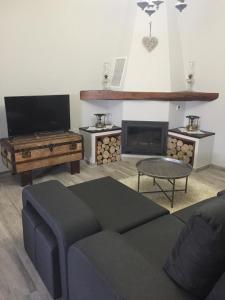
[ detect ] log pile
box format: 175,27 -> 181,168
96,135 -> 121,165
167,136 -> 194,165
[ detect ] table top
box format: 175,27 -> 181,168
136,157 -> 192,179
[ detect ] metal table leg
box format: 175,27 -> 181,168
138,172 -> 141,192
185,176 -> 188,193
153,177 -> 156,185
171,179 -> 175,208
138,176 -> 190,209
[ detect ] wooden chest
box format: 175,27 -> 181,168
0,131 -> 83,185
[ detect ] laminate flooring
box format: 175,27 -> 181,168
0,159 -> 225,300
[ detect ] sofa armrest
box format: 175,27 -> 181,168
217,190 -> 225,197
68,231 -> 160,300
22,180 -> 101,300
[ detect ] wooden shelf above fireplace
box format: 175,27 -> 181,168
80,90 -> 219,102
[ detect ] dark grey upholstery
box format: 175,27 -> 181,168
36,224 -> 61,298
217,190 -> 225,197
125,215 -> 197,300
68,224 -> 197,300
22,177 -> 168,299
22,180 -> 101,300
165,199 -> 225,299
124,215 -> 184,266
68,230 -> 167,300
173,195 -> 224,223
69,176 -> 169,232
22,205 -> 43,263
22,177 -> 224,300
206,272 -> 225,300
22,205 -> 61,298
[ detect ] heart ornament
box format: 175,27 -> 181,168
142,36 -> 158,52
142,22 -> 158,52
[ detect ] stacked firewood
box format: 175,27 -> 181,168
167,136 -> 194,165
96,135 -> 121,165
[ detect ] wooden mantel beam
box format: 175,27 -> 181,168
80,90 -> 219,102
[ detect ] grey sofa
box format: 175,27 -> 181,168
22,177 -> 225,300
22,177 -> 168,300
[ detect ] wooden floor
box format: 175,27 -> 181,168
0,159 -> 225,300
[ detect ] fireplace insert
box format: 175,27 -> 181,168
122,120 -> 168,155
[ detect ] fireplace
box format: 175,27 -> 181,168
122,121 -> 168,155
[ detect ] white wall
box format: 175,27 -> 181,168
0,0 -> 136,172
122,101 -> 170,122
122,5 -> 171,123
168,101 -> 185,129
166,2 -> 186,129
124,5 -> 171,92
79,0 -> 137,127
122,4 -> 185,126
83,5 -> 175,128
1,0 -> 223,171
178,0 -> 225,167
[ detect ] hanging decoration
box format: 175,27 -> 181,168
142,22 -> 158,52
137,1 -> 188,52
137,0 -> 188,15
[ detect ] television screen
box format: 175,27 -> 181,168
4,95 -> 70,137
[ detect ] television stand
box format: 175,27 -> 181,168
0,131 -> 83,186
35,130 -> 67,137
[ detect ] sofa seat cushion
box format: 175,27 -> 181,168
124,215 -> 197,300
68,219 -> 197,300
173,195 -> 223,224
164,200 -> 225,299
124,215 -> 184,265
68,176 -> 169,233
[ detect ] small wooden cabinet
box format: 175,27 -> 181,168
0,131 -> 83,186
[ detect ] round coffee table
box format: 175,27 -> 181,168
136,157 -> 193,208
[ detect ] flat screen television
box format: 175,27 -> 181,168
5,95 -> 70,137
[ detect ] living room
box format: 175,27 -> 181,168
1,0 -> 225,299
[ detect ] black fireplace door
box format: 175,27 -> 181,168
122,121 -> 168,155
